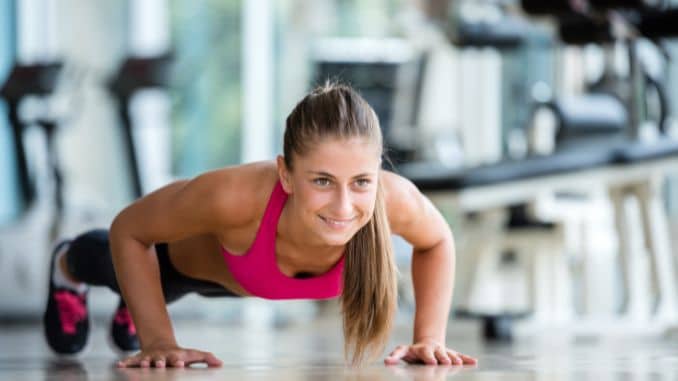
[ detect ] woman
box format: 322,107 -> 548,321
43,83 -> 477,367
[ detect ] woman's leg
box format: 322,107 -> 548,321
61,229 -> 194,352
64,229 -> 122,293
65,229 -> 189,303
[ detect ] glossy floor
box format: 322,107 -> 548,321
2,318 -> 678,380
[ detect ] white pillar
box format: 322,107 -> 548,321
128,0 -> 172,192
242,0 -> 274,162
17,0 -> 59,62
242,0 -> 275,330
129,0 -> 170,57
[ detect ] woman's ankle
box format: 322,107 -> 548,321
58,251 -> 81,284
53,245 -> 88,294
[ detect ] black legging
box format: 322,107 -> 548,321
64,229 -> 240,303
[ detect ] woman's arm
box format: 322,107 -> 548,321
110,180 -> 189,355
110,166 -> 260,368
381,170 -> 477,366
411,228 -> 455,347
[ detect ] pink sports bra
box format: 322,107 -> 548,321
221,180 -> 345,300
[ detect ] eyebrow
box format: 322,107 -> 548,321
306,171 -> 375,179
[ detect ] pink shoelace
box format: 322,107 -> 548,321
114,307 -> 137,335
54,291 -> 87,335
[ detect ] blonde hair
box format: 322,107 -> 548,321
283,82 -> 398,365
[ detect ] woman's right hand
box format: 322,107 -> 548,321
116,344 -> 223,368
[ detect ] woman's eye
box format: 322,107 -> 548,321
356,179 -> 371,187
313,178 -> 330,186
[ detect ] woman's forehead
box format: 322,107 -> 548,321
295,138 -> 381,175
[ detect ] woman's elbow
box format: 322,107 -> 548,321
109,208 -> 142,246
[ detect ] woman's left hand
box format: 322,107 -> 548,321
384,340 -> 477,366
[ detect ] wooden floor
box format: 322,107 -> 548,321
2,317 -> 678,381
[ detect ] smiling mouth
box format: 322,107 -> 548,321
319,215 -> 355,228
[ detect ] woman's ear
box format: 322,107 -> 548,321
276,155 -> 293,194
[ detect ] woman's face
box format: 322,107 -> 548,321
279,137 -> 382,247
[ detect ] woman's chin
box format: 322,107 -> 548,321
313,232 -> 348,246
318,230 -> 355,247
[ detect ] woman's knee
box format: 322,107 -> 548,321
66,229 -> 118,289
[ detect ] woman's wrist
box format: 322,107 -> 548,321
413,335 -> 445,345
142,337 -> 179,350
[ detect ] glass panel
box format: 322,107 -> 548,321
0,0 -> 20,225
169,0 -> 242,176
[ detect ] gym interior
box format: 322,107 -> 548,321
2,0 -> 678,379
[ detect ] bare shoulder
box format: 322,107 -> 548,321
199,160 -> 280,227
111,160 -> 279,244
380,169 -> 424,234
380,169 -> 450,249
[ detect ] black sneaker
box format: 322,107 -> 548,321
110,300 -> 139,352
43,240 -> 90,354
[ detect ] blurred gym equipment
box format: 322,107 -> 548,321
398,0 -> 678,339
0,62 -> 65,315
108,53 -> 173,198
1,62 -> 62,214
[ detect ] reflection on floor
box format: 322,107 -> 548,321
2,318 -> 678,380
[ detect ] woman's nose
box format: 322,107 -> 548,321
332,188 -> 354,217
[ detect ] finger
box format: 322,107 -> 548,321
447,350 -> 476,365
180,350 -> 202,364
387,345 -> 407,358
116,358 -> 130,368
202,352 -> 223,367
399,348 -> 421,364
442,349 -> 462,366
152,355 -> 166,368
384,345 -> 409,365
401,354 -> 420,364
384,356 -> 400,365
415,346 -> 437,365
139,355 -> 152,368
449,352 -> 463,366
434,347 -> 452,365
117,354 -> 142,368
167,353 -> 185,368
447,349 -> 464,365
459,353 -> 478,365
183,350 -> 222,367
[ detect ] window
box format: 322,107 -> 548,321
0,0 -> 19,225
169,0 -> 242,176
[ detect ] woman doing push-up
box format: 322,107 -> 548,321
43,82 -> 477,368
